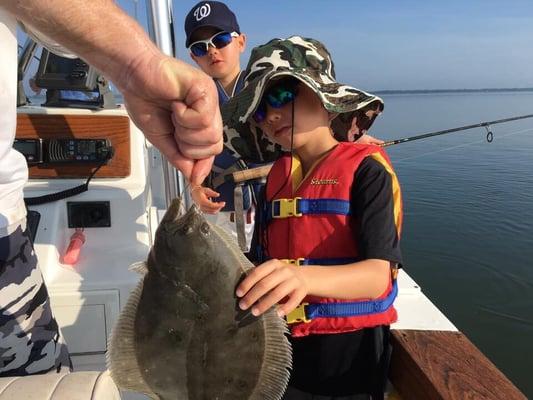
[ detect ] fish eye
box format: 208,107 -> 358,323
200,222 -> 210,236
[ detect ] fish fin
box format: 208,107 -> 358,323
235,306 -> 259,328
233,272 -> 260,327
106,277 -> 158,398
129,261 -> 149,275
251,308 -> 292,400
210,222 -> 255,273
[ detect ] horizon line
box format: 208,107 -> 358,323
371,87 -> 533,94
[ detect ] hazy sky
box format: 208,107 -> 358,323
163,0 -> 533,91
18,0 -> 533,92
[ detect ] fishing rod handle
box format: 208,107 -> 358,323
230,164 -> 273,183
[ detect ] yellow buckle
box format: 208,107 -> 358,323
285,303 -> 310,324
272,197 -> 302,218
281,258 -> 305,266
391,266 -> 399,280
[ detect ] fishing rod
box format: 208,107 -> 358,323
228,113 -> 533,183
381,113 -> 533,147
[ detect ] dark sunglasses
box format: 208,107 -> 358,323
253,80 -> 299,123
188,31 -> 239,57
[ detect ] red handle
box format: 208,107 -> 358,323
61,229 -> 86,265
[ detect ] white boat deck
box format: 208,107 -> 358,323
393,270 -> 456,331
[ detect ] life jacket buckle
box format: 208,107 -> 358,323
281,258 -> 305,266
285,302 -> 310,324
391,265 -> 399,280
272,197 -> 302,218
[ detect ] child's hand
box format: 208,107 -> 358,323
355,134 -> 384,145
29,77 -> 42,95
236,259 -> 309,318
191,185 -> 225,214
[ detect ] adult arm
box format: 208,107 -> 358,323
1,0 -> 222,184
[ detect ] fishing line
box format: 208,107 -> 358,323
394,127 -> 533,163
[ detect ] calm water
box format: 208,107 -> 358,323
372,91 -> 533,396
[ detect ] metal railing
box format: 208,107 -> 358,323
17,38 -> 38,106
146,0 -> 190,209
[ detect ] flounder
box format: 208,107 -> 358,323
107,198 -> 292,399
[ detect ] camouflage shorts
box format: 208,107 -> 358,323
0,224 -> 71,376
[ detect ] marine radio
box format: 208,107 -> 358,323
14,138 -> 113,165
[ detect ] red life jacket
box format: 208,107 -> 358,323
263,142 -> 403,337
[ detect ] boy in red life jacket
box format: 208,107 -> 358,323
221,36 -> 403,399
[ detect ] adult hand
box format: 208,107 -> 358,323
191,185 -> 226,214
121,54 -> 223,186
236,259 -> 309,318
356,134 -> 384,145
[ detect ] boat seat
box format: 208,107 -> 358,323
0,370 -> 120,400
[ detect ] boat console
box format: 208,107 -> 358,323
15,106 -> 163,400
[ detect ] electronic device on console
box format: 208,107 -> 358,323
14,138 -> 113,165
35,50 -> 116,109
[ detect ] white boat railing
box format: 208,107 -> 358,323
146,0 -> 190,210
17,37 -> 38,106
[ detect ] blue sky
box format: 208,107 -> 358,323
18,0 -> 533,91
163,0 -> 533,91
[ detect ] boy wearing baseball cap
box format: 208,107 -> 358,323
185,1 -> 244,98
184,1 -> 255,251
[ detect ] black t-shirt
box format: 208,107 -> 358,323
287,157 -> 402,397
352,157 -> 402,265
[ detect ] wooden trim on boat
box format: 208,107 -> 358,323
16,113 -> 131,178
390,330 -> 526,400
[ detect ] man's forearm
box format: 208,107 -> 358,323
2,0 -> 223,179
2,0 -> 159,91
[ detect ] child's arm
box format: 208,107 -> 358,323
236,258 -> 392,317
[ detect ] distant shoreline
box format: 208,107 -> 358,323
24,87 -> 533,105
372,88 -> 533,95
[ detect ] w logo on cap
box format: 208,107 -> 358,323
194,3 -> 211,21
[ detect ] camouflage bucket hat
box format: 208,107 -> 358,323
221,35 -> 384,163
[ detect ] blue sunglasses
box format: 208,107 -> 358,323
253,80 -> 299,123
188,31 -> 239,57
